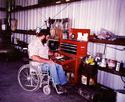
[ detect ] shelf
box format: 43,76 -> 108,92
12,29 -> 36,35
97,66 -> 125,77
12,43 -> 28,48
0,7 -> 5,11
12,0 -> 81,12
88,36 -> 125,77
12,29 -> 51,36
0,30 -> 6,33
81,63 -> 125,77
89,37 -> 125,46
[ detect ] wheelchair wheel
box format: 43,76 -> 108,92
18,64 -> 40,91
43,85 -> 51,95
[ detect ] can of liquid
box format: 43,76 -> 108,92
116,62 -> 120,71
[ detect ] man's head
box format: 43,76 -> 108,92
36,29 -> 50,45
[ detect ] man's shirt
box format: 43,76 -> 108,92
28,37 -> 49,66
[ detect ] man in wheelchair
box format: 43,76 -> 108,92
28,30 -> 68,94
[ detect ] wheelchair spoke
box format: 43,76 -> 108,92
18,64 -> 40,91
21,69 -> 29,78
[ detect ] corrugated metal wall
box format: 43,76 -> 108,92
0,0 -> 6,19
12,0 -> 125,89
0,0 -> 5,8
0,11 -> 6,19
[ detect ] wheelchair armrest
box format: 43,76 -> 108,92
29,58 -> 39,62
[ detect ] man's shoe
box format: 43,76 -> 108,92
55,85 -> 64,94
62,85 -> 68,93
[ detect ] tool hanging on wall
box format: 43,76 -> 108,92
45,17 -> 71,40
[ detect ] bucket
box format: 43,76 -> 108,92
116,90 -> 125,102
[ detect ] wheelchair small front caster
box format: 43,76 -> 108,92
43,85 -> 51,95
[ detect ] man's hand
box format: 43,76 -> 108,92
54,52 -> 61,57
48,59 -> 55,64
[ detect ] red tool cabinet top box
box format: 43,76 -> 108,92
57,28 -> 90,84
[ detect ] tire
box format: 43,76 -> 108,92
43,85 -> 51,95
17,64 -> 40,91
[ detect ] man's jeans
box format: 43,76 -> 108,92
38,63 -> 67,85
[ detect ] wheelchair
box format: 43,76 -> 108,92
17,62 -> 65,95
17,46 -> 65,95
17,63 -> 52,95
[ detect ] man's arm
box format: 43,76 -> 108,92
31,55 -> 54,64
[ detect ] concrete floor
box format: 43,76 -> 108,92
0,60 -> 87,102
